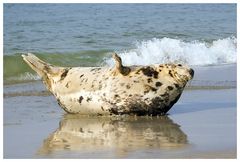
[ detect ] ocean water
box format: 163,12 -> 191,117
3,4 -> 237,84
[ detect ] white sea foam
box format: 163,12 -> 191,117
18,72 -> 40,81
105,37 -> 236,66
5,72 -> 40,84
8,72 -> 41,81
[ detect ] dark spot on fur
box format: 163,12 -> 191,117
178,64 -> 182,66
174,83 -> 180,89
148,85 -> 157,91
90,68 -> 101,72
154,73 -> 159,78
129,94 -> 132,97
159,65 -> 163,68
80,74 -> 84,78
43,65 -> 51,73
114,94 -> 119,98
78,96 -> 84,104
86,97 -> 92,102
60,69 -> 69,81
152,97 -> 164,104
135,70 -> 140,74
101,106 -> 104,111
144,85 -> 157,94
126,84 -> 131,89
169,70 -> 174,77
161,92 -> 169,97
167,86 -> 174,90
151,87 -> 157,91
144,90 -> 149,94
120,83 -> 125,86
148,97 -> 168,115
103,93 -> 106,96
65,82 -> 70,88
108,106 -> 119,115
155,82 -> 162,87
133,80 -> 139,83
79,128 -> 84,133
97,113 -> 103,116
147,78 -> 152,83
140,67 -> 159,78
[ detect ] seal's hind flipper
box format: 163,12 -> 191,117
22,53 -> 64,91
22,53 -> 63,76
112,53 -> 131,76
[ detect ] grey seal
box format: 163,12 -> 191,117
22,53 -> 194,115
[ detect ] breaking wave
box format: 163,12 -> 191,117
3,37 -> 236,84
105,37 -> 237,66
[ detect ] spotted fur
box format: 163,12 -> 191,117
22,53 -> 194,116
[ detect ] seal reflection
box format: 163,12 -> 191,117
38,115 -> 188,156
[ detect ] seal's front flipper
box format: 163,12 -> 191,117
112,53 -> 131,76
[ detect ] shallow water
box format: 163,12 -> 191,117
3,65 -> 237,158
3,87 -> 236,158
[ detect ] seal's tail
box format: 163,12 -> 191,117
22,53 -> 63,91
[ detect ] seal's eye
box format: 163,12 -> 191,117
177,64 -> 182,67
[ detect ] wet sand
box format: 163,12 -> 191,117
3,87 -> 236,159
3,65 -> 237,159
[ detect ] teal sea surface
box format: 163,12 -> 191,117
3,4 -> 237,84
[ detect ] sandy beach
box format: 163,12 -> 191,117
3,65 -> 236,159
3,4 -> 236,159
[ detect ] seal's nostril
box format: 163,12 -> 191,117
189,68 -> 194,77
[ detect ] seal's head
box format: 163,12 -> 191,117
172,64 -> 194,82
158,63 -> 194,87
